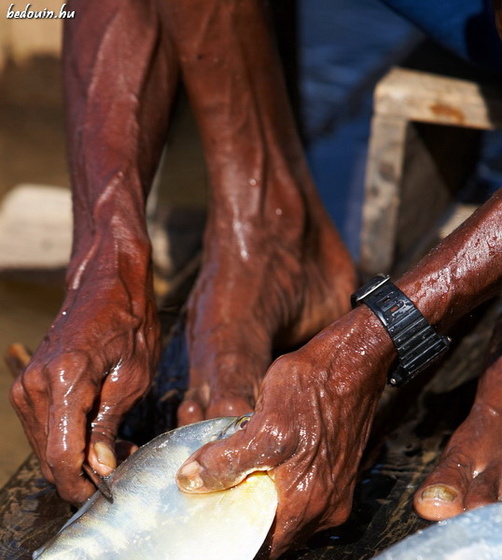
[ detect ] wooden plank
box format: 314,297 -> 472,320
0,454 -> 72,559
0,184 -> 72,270
391,121 -> 480,275
360,67 -> 485,279
374,67 -> 502,130
359,115 -> 408,277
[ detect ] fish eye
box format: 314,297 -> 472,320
218,413 -> 253,440
235,414 -> 252,430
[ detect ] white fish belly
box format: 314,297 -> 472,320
373,502 -> 502,560
36,417 -> 277,560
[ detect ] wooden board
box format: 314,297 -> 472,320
0,184 -> 72,270
374,67 -> 502,130
358,61 -> 502,278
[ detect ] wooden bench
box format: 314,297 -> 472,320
360,62 -> 502,278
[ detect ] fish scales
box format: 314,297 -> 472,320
373,502 -> 502,560
35,417 -> 277,560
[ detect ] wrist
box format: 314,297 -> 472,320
317,305 -> 396,390
72,172 -> 151,251
66,230 -> 153,293
351,304 -> 397,364
394,273 -> 451,330
352,275 -> 450,386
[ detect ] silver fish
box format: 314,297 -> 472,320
373,502 -> 502,559
34,416 -> 277,560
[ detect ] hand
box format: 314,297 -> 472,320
176,308 -> 394,558
10,272 -> 160,503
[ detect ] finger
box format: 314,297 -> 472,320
176,415 -> 292,493
10,365 -> 53,481
42,351 -> 105,503
177,396 -> 204,426
87,363 -> 150,476
114,439 -> 139,464
206,397 -> 253,419
463,466 -> 501,511
178,394 -> 253,426
266,466 -> 353,559
46,404 -> 96,503
413,453 -> 472,520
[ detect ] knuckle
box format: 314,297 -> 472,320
207,397 -> 252,419
90,419 -> 118,441
9,376 -> 26,405
177,399 -> 203,426
19,364 -> 44,392
270,353 -> 293,372
45,446 -> 72,470
271,351 -> 311,378
58,479 -> 91,504
49,351 -> 93,382
326,503 -> 351,527
39,461 -> 56,485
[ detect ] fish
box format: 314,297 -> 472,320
373,502 -> 502,559
34,416 -> 278,560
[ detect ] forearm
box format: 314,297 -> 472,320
314,189 -> 502,392
396,188 -> 502,330
62,0 -> 178,279
163,0 -> 320,230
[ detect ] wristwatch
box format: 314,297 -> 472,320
351,274 -> 450,387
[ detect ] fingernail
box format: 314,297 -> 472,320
177,460 -> 204,491
94,442 -> 117,470
421,484 -> 457,502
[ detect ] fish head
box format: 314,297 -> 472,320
216,413 -> 253,440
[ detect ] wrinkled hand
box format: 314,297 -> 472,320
176,309 -> 394,558
10,274 -> 160,503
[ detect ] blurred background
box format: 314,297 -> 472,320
1,0 -> 67,484
1,0 -> 501,487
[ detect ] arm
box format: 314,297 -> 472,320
10,0 -> 178,503
176,189 -> 502,557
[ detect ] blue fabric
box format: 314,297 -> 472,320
300,0 -> 422,257
380,0 -> 502,73
300,0 -> 502,259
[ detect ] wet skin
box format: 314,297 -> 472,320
8,0 -> 502,556
414,316 -> 502,521
177,190 -> 502,558
163,0 -> 356,423
10,0 -> 355,504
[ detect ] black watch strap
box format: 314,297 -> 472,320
351,275 -> 450,387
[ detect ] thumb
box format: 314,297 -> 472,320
87,416 -> 119,477
176,420 -> 283,493
88,441 -> 117,477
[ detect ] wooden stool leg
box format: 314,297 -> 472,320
360,115 -> 408,278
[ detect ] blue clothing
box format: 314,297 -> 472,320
300,0 -> 502,259
381,0 -> 502,73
